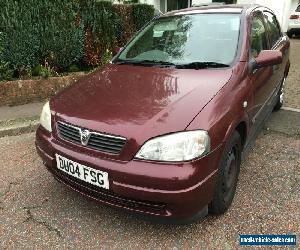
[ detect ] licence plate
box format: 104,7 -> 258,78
55,154 -> 109,189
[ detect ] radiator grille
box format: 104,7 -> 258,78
57,122 -> 126,154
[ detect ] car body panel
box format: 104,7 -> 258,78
51,64 -> 233,161
36,126 -> 222,219
36,4 -> 290,221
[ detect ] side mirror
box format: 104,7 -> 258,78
254,50 -> 283,69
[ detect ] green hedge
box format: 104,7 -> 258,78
0,0 -> 41,75
80,0 -> 121,66
0,32 -> 13,81
114,4 -> 135,48
0,0 -> 84,74
38,0 -> 85,70
132,4 -> 155,31
0,0 -> 154,80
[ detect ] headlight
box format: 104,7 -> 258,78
40,101 -> 52,132
135,130 -> 210,162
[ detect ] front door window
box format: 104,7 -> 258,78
250,15 -> 269,58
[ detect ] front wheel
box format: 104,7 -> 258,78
209,131 -> 241,215
287,31 -> 293,38
273,77 -> 286,111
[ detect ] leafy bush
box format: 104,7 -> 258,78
0,0 -> 155,77
114,4 -> 155,47
38,0 -> 84,70
114,4 -> 135,47
132,4 -> 155,31
0,32 -> 13,81
0,0 -> 84,74
0,61 -> 13,81
101,49 -> 113,65
0,0 -> 41,75
80,0 -> 121,66
76,2 -> 154,66
68,64 -> 80,73
33,64 -> 51,79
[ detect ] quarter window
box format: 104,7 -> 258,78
250,15 -> 268,58
263,11 -> 281,47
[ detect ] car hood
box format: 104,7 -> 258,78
52,64 -> 232,155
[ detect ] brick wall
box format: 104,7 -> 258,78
0,73 -> 86,107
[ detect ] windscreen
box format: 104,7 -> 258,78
116,13 -> 241,66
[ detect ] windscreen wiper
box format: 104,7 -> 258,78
176,61 -> 230,70
136,60 -> 176,66
114,59 -> 176,67
113,59 -> 138,65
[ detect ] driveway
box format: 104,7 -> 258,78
0,39 -> 300,249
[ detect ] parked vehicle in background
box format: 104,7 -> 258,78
287,4 -> 300,37
36,4 -> 290,223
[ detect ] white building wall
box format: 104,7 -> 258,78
136,0 -> 162,11
141,0 -> 217,12
140,0 -> 154,5
191,0 -> 213,6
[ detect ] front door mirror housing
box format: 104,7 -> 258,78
254,50 -> 283,69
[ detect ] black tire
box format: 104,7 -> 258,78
287,31 -> 293,38
209,131 -> 241,215
273,77 -> 286,111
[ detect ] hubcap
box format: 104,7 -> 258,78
280,77 -> 286,104
222,148 -> 237,202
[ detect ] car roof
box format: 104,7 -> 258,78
162,4 -> 260,17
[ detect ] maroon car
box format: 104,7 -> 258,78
36,4 -> 290,223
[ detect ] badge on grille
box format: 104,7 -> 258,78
80,129 -> 91,146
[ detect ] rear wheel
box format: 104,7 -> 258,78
209,131 -> 241,215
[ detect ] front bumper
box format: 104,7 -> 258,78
36,125 -> 224,221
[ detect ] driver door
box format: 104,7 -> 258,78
248,12 -> 273,127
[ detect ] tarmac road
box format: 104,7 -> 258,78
0,110 -> 299,249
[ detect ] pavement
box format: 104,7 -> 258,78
0,102 -> 43,137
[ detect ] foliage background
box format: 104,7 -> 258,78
0,0 -> 154,80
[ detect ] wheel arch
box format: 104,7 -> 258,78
284,59 -> 290,77
235,121 -> 247,148
223,118 -> 249,150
